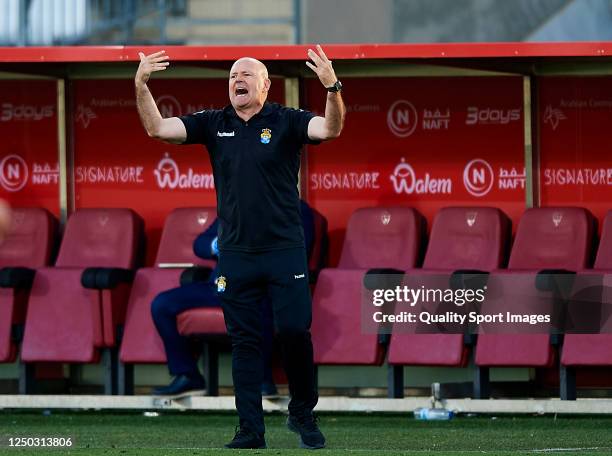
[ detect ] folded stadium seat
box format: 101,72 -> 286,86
20,208 -> 143,394
0,208 -> 57,370
176,206 -> 330,395
386,207 -> 510,398
475,207 -> 595,398
310,207 -> 425,386
561,209 -> 612,400
119,207 -> 216,394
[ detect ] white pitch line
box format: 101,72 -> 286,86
531,448 -> 608,453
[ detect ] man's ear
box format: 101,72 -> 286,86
263,78 -> 271,92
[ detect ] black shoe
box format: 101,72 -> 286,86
287,412 -> 326,449
261,381 -> 279,399
224,426 -> 266,449
151,374 -> 206,397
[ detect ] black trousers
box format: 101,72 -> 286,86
218,247 -> 318,435
150,282 -> 275,384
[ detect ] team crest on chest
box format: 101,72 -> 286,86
260,128 -> 272,144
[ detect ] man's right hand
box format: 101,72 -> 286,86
134,49 -> 186,144
135,50 -> 169,87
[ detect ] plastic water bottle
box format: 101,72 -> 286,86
413,407 -> 453,421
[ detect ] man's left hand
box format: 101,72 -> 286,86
306,45 -> 337,89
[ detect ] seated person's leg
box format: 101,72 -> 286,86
150,282 -> 220,395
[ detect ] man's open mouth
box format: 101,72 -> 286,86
235,87 -> 248,97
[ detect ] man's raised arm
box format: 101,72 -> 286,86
135,50 -> 186,144
306,45 -> 346,141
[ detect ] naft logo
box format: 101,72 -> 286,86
387,100 -> 418,137
0,155 -> 28,192
156,95 -> 182,118
154,153 -> 214,190
463,159 -> 494,197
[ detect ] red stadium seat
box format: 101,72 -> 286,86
0,208 -> 57,364
311,207 -> 425,371
561,210 -> 612,399
119,207 -> 216,394
176,205 -> 330,395
475,207 -> 595,398
387,207 -> 510,397
20,208 -> 143,394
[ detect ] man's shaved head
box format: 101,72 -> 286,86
230,57 -> 268,79
228,57 -> 271,113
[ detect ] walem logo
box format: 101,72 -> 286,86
154,153 -> 214,190
390,158 -> 452,194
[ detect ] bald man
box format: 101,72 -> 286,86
135,47 -> 344,449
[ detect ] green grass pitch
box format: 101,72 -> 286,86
1,411 -> 611,455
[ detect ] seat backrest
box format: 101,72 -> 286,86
594,210 -> 612,269
155,207 -> 216,267
508,207 -> 594,270
423,207 -> 510,270
308,207 -> 329,275
56,208 -> 143,268
338,207 -> 424,270
0,207 -> 57,268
